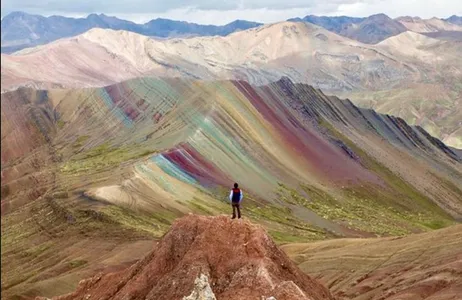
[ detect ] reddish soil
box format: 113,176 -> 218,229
42,214 -> 334,300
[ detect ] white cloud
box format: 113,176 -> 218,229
117,7 -> 314,25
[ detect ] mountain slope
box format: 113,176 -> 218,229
292,13 -> 407,43
445,15 -> 462,25
3,21 -> 461,147
0,22 -> 418,92
396,16 -> 462,33
340,14 -> 408,44
3,21 -> 460,92
291,14 -> 462,43
341,31 -> 462,148
288,15 -> 365,32
0,11 -> 262,53
2,77 -> 462,298
41,215 -> 334,300
283,224 -> 462,300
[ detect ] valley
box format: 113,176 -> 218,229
1,8 -> 462,300
2,77 -> 462,298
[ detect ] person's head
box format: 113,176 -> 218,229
234,183 -> 238,189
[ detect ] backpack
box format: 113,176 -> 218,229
232,188 -> 241,203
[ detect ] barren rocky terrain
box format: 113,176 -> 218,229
1,10 -> 462,300
2,77 -> 461,299
2,21 -> 461,147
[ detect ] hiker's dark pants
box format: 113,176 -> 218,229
232,202 -> 241,218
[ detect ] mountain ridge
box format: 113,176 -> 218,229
290,13 -> 462,43
0,11 -> 263,53
2,76 -> 461,298
2,11 -> 462,53
290,13 -> 408,44
445,15 -> 462,25
2,21 -> 461,148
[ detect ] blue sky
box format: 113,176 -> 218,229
1,0 -> 461,24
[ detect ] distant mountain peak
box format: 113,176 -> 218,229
445,15 -> 462,25
369,13 -> 389,18
4,11 -> 28,17
1,11 -> 263,53
2,11 -> 40,21
291,13 -> 406,44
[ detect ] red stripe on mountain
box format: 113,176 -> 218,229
232,81 -> 379,184
163,143 -> 230,186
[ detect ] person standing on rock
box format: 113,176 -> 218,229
229,183 -> 243,219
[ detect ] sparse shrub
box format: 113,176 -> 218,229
68,259 -> 87,268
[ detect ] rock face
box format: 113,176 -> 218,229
45,215 -> 334,300
183,274 -> 217,300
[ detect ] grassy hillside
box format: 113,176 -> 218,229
2,77 -> 462,298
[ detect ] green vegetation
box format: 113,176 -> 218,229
68,259 -> 87,269
246,202 -> 328,242
22,242 -> 52,259
273,119 -> 457,236
187,192 -> 329,243
321,119 -> 453,211
57,119 -> 65,129
189,196 -> 229,215
278,182 -> 455,236
82,204 -> 179,238
429,171 -> 462,197
60,142 -> 156,175
269,230 -> 314,243
72,135 -> 90,148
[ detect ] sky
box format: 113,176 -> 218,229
1,0 -> 461,25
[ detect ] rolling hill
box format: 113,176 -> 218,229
2,76 -> 461,298
292,14 -> 462,43
340,30 -> 462,148
283,223 -> 462,299
396,16 -> 462,33
0,22 -> 414,91
2,9 -> 462,300
2,21 -> 461,148
4,21 -> 461,92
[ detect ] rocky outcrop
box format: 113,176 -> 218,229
183,274 -> 217,300
42,215 -> 334,300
